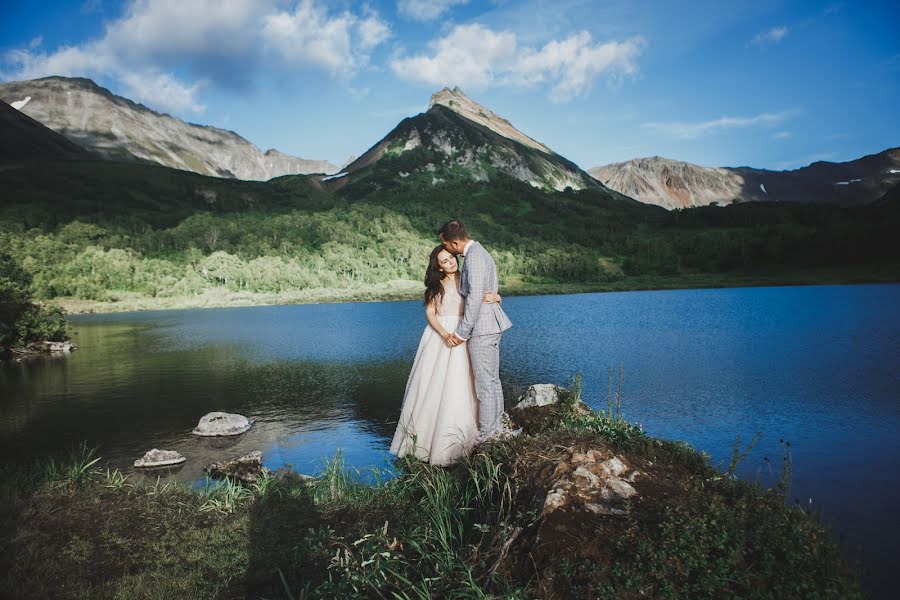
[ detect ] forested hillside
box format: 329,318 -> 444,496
1,159 -> 898,312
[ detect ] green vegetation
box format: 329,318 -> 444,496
0,249 -> 67,350
1,384 -> 862,599
0,159 -> 898,314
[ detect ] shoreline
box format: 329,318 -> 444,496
0,392 -> 865,598
51,266 -> 900,316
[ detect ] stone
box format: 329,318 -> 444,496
513,384 -> 565,410
206,450 -> 268,484
539,451 -> 639,517
192,412 -> 254,437
134,448 -> 186,468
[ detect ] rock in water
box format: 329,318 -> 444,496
206,450 -> 268,484
134,448 -> 186,468
514,384 -> 564,409
192,412 -> 254,437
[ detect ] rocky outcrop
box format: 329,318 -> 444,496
509,384 -> 640,516
134,449 -> 186,468
0,77 -> 339,180
192,412 -> 254,437
206,450 -> 268,484
429,87 -> 552,154
538,449 -> 639,516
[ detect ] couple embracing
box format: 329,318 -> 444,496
390,219 -> 513,466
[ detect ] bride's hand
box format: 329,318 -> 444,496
483,290 -> 502,304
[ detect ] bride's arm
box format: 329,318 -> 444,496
425,300 -> 454,345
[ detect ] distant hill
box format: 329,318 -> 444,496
590,149 -> 900,209
0,99 -> 91,161
0,76 -> 339,180
328,87 -> 615,195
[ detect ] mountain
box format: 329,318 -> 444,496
333,87 -> 609,194
0,99 -> 91,161
590,149 -> 900,209
0,76 -> 339,180
589,157 -> 742,210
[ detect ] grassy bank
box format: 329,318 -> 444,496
1,395 -> 863,599
50,262 -> 900,315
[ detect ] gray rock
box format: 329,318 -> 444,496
513,384 -> 565,410
192,412 -> 254,437
134,448 -> 186,468
540,451 -> 638,517
206,450 -> 268,484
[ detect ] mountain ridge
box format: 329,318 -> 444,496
0,76 -> 339,180
590,149 -> 900,209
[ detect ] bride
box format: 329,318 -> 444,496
389,245 -> 501,466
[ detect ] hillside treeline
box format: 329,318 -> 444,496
0,161 -> 897,305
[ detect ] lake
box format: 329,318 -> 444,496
2,284 -> 898,597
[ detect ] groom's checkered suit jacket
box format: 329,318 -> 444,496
455,242 -> 513,339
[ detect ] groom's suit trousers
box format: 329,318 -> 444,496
456,241 -> 511,437
467,332 -> 503,436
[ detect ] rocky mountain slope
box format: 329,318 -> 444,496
0,76 -> 338,180
590,149 -> 900,209
333,87 -> 608,193
0,99 -> 91,161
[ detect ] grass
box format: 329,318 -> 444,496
1,389 -> 865,599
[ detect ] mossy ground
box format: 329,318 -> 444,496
1,400 -> 864,599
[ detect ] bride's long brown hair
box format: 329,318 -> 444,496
424,245 -> 452,308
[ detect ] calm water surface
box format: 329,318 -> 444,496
2,284 -> 898,596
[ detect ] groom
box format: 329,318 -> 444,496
440,219 -> 513,440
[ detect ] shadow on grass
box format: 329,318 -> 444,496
244,475 -> 326,598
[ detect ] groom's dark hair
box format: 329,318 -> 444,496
438,219 -> 468,241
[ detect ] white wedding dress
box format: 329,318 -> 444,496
390,280 -> 479,466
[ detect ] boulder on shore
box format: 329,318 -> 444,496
192,412 -> 254,437
509,383 -> 591,434
513,384 -> 565,409
206,450 -> 268,484
134,448 -> 186,468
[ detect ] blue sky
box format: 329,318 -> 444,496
1,0 -> 898,170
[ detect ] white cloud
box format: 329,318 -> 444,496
773,131 -> 792,140
2,0 -> 390,114
119,71 -> 207,113
397,0 -> 469,22
642,109 -> 801,139
263,1 -> 390,75
752,25 -> 789,46
390,24 -> 643,101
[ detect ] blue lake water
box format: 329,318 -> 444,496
2,283 -> 898,596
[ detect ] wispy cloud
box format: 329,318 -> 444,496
642,109 -> 802,139
391,23 -> 644,102
751,25 -> 789,46
397,0 -> 469,22
773,131 -> 792,140
1,0 -> 390,115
